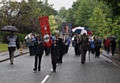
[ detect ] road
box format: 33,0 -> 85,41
0,46 -> 120,83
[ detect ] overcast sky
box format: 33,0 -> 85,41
47,0 -> 76,10
0,0 -> 76,10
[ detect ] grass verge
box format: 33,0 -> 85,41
0,42 -> 8,52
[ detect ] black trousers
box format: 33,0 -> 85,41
44,47 -> 49,55
8,47 -> 16,63
34,54 -> 42,70
106,46 -> 110,54
59,50 -> 63,63
65,45 -> 69,53
75,45 -> 80,55
51,56 -> 57,70
111,47 -> 115,55
29,46 -> 34,56
90,48 -> 95,54
95,47 -> 100,57
81,50 -> 87,63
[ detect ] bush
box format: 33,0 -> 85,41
17,33 -> 26,43
0,32 -> 27,43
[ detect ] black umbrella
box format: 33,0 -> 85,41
0,25 -> 19,32
108,36 -> 117,39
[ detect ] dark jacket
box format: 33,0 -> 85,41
110,40 -> 116,49
34,41 -> 44,55
74,36 -> 81,46
50,43 -> 59,56
56,38 -> 64,51
81,36 -> 89,51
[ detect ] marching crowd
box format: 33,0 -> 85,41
25,33 -> 71,72
5,32 -> 116,73
72,33 -> 117,64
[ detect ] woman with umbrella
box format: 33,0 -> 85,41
110,39 -> 116,56
7,32 -> 20,64
1,25 -> 20,64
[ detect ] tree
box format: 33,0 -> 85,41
58,7 -> 67,20
0,0 -> 58,33
73,0 -> 98,27
99,0 -> 120,18
87,7 -> 108,38
49,15 -> 58,34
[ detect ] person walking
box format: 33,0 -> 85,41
103,37 -> 107,51
94,36 -> 102,57
50,40 -> 59,72
7,32 -> 20,64
74,34 -> 81,56
33,36 -> 44,72
110,39 -> 116,56
80,33 -> 89,64
65,36 -> 71,54
55,34 -> 64,63
89,38 -> 95,54
105,37 -> 111,54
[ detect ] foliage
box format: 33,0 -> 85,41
58,7 -> 67,21
49,15 -> 58,35
99,0 -> 120,18
87,7 -> 108,38
0,0 -> 57,34
64,0 -> 112,39
111,16 -> 120,49
63,0 -> 120,48
54,15 -> 64,31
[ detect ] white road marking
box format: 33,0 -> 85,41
41,75 -> 50,83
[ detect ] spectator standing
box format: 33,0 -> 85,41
26,33 -> 36,56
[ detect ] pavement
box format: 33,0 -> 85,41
0,47 -> 120,65
101,50 -> 120,65
0,48 -> 29,62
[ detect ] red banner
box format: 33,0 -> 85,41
38,16 -> 52,47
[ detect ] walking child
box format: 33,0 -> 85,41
50,40 -> 59,72
33,36 -> 44,72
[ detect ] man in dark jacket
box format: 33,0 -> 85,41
33,36 -> 44,72
55,34 -> 64,63
80,33 -> 89,64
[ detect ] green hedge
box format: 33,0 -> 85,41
0,32 -> 27,43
